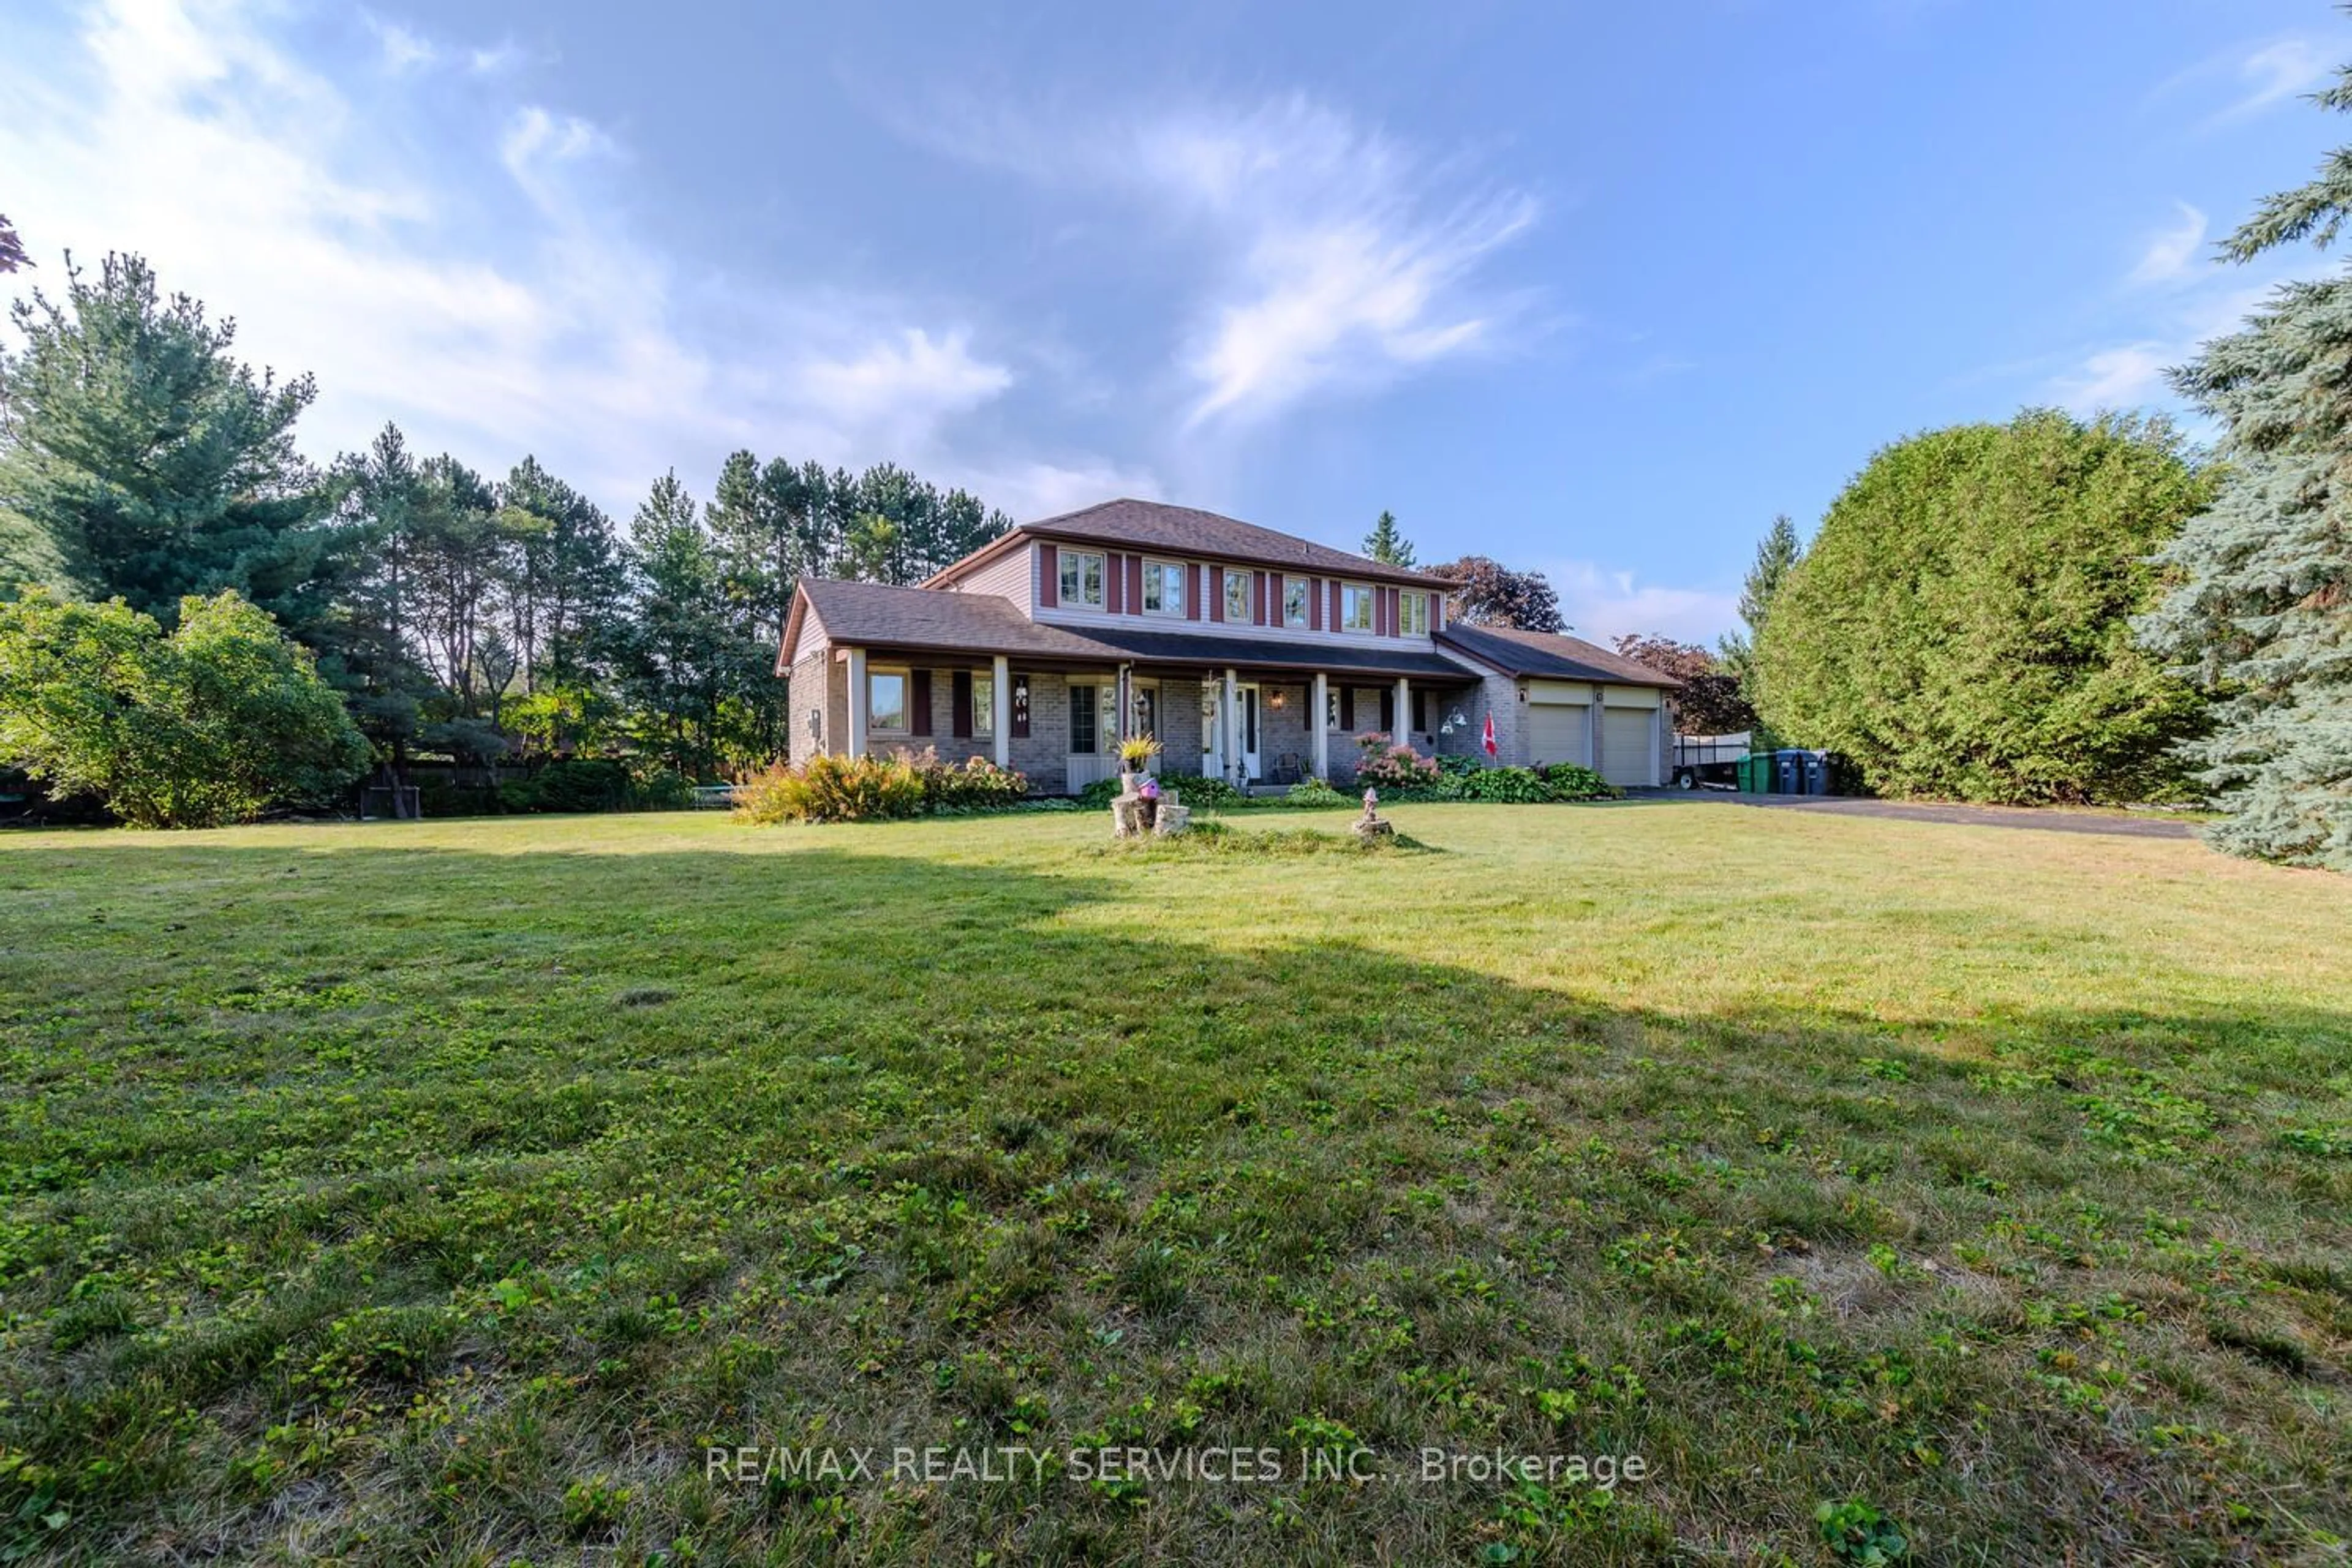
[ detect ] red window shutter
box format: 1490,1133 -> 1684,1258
951,671 -> 973,739
1208,567 -> 1224,623
1430,592 -> 1442,632
1270,571 -> 1284,625
1128,554 -> 1144,616
1253,571 -> 1268,625
911,669 -> 933,736
1387,587 -> 1401,638
1330,579 -> 1342,630
1309,577 -> 1322,631
1340,687 -> 1355,730
1106,552 -> 1123,613
1186,563 -> 1200,620
1039,543 -> 1058,608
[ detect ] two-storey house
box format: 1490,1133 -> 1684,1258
775,499 -> 1678,792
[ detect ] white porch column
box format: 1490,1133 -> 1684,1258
845,647 -> 868,758
1311,671 -> 1329,780
1395,677 -> 1411,744
990,655 -> 1009,769
1223,666 -> 1241,786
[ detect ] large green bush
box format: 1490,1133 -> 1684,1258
1755,410 -> 2215,804
0,587 -> 367,827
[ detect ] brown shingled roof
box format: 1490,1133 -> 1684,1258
1435,622 -> 1683,687
777,578 -> 1125,674
1017,499 -> 1457,588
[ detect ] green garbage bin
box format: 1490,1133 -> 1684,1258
1737,753 -> 1772,794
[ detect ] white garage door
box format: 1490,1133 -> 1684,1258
1526,703 -> 1589,767
1601,707 -> 1659,787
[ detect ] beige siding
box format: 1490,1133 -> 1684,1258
949,542 -> 1033,612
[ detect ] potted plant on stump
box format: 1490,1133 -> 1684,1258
1117,733 -> 1162,791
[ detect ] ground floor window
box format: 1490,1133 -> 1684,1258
973,673 -> 994,737
1069,682 -> 1118,753
867,667 -> 909,733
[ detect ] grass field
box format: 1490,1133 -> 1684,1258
2,801 -> 2348,1565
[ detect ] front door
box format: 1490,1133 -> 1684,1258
1200,683 -> 1264,783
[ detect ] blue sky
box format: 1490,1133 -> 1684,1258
2,1 -> 2345,640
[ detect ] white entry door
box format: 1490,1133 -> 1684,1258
1200,684 -> 1264,783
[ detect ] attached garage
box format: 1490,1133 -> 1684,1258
1434,624 -> 1681,783
1600,703 -> 1662,788
1524,679 -> 1593,767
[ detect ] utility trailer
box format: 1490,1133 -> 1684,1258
1671,731 -> 1752,790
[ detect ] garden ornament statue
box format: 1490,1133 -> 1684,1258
1354,786 -> 1394,841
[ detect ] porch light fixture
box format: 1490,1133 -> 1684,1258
1268,689 -> 1286,710
1441,707 -> 1467,736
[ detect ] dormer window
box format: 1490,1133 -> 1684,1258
1398,590 -> 1430,636
1060,550 -> 1105,608
1340,582 -> 1374,632
1142,559 -> 1185,615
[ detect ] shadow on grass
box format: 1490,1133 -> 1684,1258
0,835 -> 2346,1565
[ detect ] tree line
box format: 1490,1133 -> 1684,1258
0,251 -> 1013,796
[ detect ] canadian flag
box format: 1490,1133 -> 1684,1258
1482,713 -> 1498,758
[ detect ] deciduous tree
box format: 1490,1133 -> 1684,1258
1425,555 -> 1564,631
0,587 -> 367,827
1613,635 -> 1757,734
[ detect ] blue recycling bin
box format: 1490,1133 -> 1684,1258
1771,748 -> 1828,795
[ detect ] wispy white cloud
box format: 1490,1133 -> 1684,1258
362,9 -> 523,77
2217,37 -> 2330,123
2126,201 -> 2207,286
892,91 -> 1541,430
1542,558 -> 1740,646
2051,344 -> 2171,416
0,0 -> 1149,521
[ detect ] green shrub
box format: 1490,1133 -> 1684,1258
733,753 -> 925,823
1078,776 -> 1124,809
0,587 -> 367,828
1448,765 -> 1553,803
898,747 -> 1029,812
626,767 -> 699,812
1155,772 -> 1245,808
502,758 -> 633,813
1281,775 -> 1350,808
1537,763 -> 1615,800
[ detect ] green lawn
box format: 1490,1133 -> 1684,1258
2,802 -> 2348,1565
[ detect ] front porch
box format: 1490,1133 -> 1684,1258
804,646 -> 1486,794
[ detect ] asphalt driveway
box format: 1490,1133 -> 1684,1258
1642,791 -> 2200,839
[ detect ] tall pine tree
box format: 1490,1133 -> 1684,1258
0,253 -> 327,627
2142,62 -> 2352,868
1363,510 -> 1416,567
1719,514 -> 1803,701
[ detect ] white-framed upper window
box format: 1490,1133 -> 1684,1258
1142,559 -> 1185,616
1224,568 -> 1251,623
972,672 -> 995,737
1284,577 -> 1310,628
1060,549 -> 1105,608
868,666 -> 910,733
1398,590 -> 1430,636
1340,582 -> 1374,632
